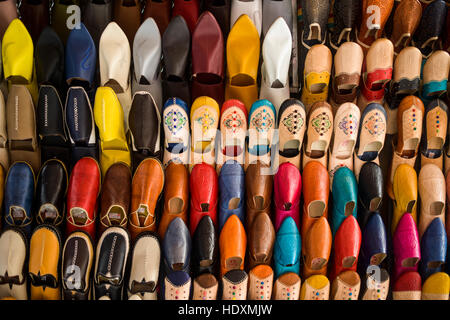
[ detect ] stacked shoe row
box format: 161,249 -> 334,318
0,0 -> 449,301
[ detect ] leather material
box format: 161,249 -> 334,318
0,228 -> 27,300
225,14 -> 260,111
245,161 -> 273,229
190,163 -> 218,235
82,0 -> 113,48
330,270 -> 361,300
392,164 -> 418,234
331,167 -> 358,236
391,0 -> 422,53
19,0 -> 49,43
94,86 -> 131,176
129,157 -> 164,240
66,157 -> 101,240
113,0 -> 141,44
300,0 -> 330,46
0,0 -> 18,39
422,56 -> 450,102
274,162 -> 301,231
143,0 -> 171,34
64,86 -> 98,167
418,164 -> 446,238
330,0 -> 359,48
163,218 -> 191,275
129,92 -> 161,169
248,264 -> 273,300
358,212 -> 387,275
61,231 -> 94,300
6,85 -> 40,173
51,0 -> 80,44
273,217 -> 301,279
0,91 -> 9,171
330,216 -> 361,281
300,275 -> 330,300
192,273 -> 218,300
65,23 -> 96,87
392,271 -> 421,300
422,272 -> 450,300
248,211 -> 275,269
99,162 -> 131,234
361,268 -> 389,300
262,0 -> 292,37
36,159 -> 68,228
163,270 -> 191,300
191,11 -> 225,105
357,0 -> 394,49
420,218 -> 447,280
29,225 -> 61,300
358,162 -> 383,227
158,162 -> 189,239
193,216 -> 218,276
412,0 -> 447,58
273,272 -> 301,300
172,0 -> 199,33
420,99 -> 448,162
37,85 -> 69,166
94,227 -> 130,300
4,162 -> 35,237
162,16 -> 191,105
393,213 -> 421,281
222,269 -> 248,300
35,26 -> 65,88
301,161 -> 329,239
204,0 -> 231,37
128,232 -> 160,300
219,214 -> 246,277
219,160 -> 245,230
230,0 -> 262,36
303,216 -> 332,279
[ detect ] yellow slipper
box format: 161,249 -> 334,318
422,272 -> 450,300
225,14 -> 260,112
392,163 -> 418,234
93,86 -> 131,176
300,275 -> 330,300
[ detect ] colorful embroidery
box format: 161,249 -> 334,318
195,108 -> 216,134
164,110 -> 187,134
338,115 -> 358,135
282,110 -> 304,134
311,112 -> 332,135
223,109 -> 244,134
250,108 -> 274,132
364,112 -> 385,136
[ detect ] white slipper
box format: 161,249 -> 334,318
230,0 -> 262,36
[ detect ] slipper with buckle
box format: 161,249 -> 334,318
162,98 -> 189,167
132,18 -> 162,111
191,11 -> 225,105
190,96 -> 220,169
358,39 -> 394,108
354,103 -> 386,179
94,87 -> 131,176
273,272 -> 301,300
361,268 -> 389,300
192,273 -> 218,300
422,272 -> 450,300
420,218 -> 446,280
331,42 -> 363,109
300,275 -> 330,300
277,99 -> 306,170
161,16 -> 191,105
390,0 -> 422,54
29,225 -> 61,300
418,164 -> 445,238
128,91 -> 162,170
273,217 -> 301,279
230,0 -> 262,35
246,99 -> 276,169
225,14 -> 260,111
328,102 -> 360,180
302,101 -> 333,168
392,164 -> 418,234
142,0 -> 171,34
248,265 -> 274,300
217,99 -> 247,170
259,17 -> 292,111
113,0 -> 141,44
331,270 -> 361,300
61,231 -> 94,300
222,270 -> 248,300
301,44 -> 332,112
392,271 -> 421,300
127,232 -> 160,300
0,228 -> 27,300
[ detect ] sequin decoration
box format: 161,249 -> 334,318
250,108 -> 274,133
164,109 -> 187,134
282,109 -> 304,134
311,112 -> 332,135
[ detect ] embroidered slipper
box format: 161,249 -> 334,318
245,99 -> 276,170
330,270 -> 361,300
300,275 -> 330,300
361,268 -> 390,300
248,264 -> 274,300
277,99 -> 306,169
190,96 -> 220,170
192,273 -> 218,300
273,272 -> 301,300
222,269 -> 248,300
217,99 -> 247,172
302,101 -> 333,169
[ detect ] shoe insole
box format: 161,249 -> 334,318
281,139 -> 300,152
369,197 -> 382,211
105,79 -> 125,93
427,261 -> 444,269
195,73 -> 222,85
107,205 -> 126,225
223,145 -> 244,157
344,201 -> 355,216
342,256 -> 356,268
400,138 -> 419,157
194,140 -> 213,153
70,207 -> 88,225
430,201 -> 444,216
230,73 -> 254,87
249,144 -> 270,156
334,140 -> 356,159
401,257 -> 419,268
311,257 -> 327,270
308,201 -> 325,218
226,257 -> 242,270
310,82 -> 326,94
136,205 -> 150,226
253,196 -> 265,210
228,198 -> 241,210
369,253 -> 387,266
337,83 -> 356,95
427,136 -> 444,151
253,253 -> 269,264
309,140 -> 327,158
406,200 -> 416,213
168,197 -> 184,214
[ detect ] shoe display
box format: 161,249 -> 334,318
248,211 -> 275,269
163,218 -> 191,275
330,167 -> 357,235
192,216 -> 218,276
273,217 -> 301,279
274,162 -> 301,231
219,214 -> 246,277
219,160 -> 245,230
273,272 -> 301,300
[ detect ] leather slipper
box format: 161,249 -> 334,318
163,218 -> 191,275
358,212 -> 387,274
51,0 -> 80,44
357,162 -> 384,227
361,268 -> 389,300
248,264 -> 274,300
193,273 -> 218,300
392,271 -> 421,300
273,272 -> 301,300
230,0 -> 262,35
330,0 -> 359,50
172,0 -> 199,33
262,0 -> 292,37
132,18 -> 162,111
422,272 -> 450,300
19,0 -> 50,43
192,216 -> 218,276
163,271 -> 191,300
248,211 -> 275,269
0,0 -> 18,39
61,231 -> 94,300
420,218 -> 446,280
222,269 -> 248,300
392,164 -> 418,234
225,14 -> 260,111
273,217 -> 301,279
204,0 -> 231,37
300,275 -> 330,300
219,214 -> 246,277
330,270 -> 360,300
113,0 -> 141,44
274,163 -> 301,231
82,0 -> 113,48
277,99 -> 306,169
390,0 -> 422,54
259,17 -> 292,111
219,161 -> 245,231
142,0 -> 171,34
422,50 -> 450,102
